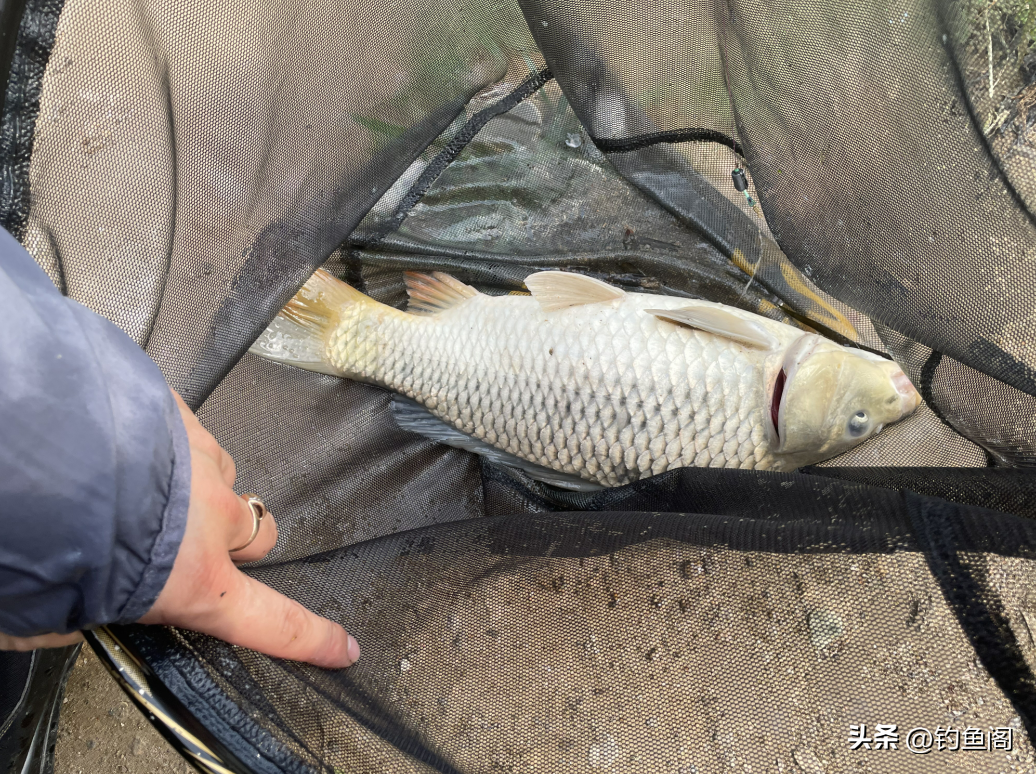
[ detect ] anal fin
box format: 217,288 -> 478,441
390,397 -> 604,492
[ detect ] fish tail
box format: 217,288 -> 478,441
249,268 -> 377,375
282,268 -> 368,330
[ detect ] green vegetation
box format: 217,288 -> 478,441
969,0 -> 1035,64
998,0 -> 1035,54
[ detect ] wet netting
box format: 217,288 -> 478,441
4,0 -> 1036,770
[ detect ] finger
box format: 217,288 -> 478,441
0,631 -> 84,651
219,447 -> 237,487
169,388 -> 192,415
194,569 -> 359,668
170,390 -> 208,442
188,422 -> 225,466
189,443 -> 267,558
169,390 -> 228,467
230,498 -> 278,564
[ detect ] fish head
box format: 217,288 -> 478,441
772,334 -> 921,459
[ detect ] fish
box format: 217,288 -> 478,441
250,268 -> 921,491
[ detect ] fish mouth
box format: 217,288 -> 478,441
771,334 -> 821,452
891,368 -> 922,415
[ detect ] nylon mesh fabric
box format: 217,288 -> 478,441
2,0 -> 1036,771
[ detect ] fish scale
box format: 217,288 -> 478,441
326,291 -> 779,487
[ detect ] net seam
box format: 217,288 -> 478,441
907,492 -> 1036,743
589,128 -> 744,155
360,67 -> 555,246
920,349 -> 996,466
0,0 -> 63,241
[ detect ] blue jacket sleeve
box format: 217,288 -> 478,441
0,227 -> 190,635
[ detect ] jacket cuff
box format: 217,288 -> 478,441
113,393 -> 192,624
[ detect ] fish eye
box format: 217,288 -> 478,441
848,410 -> 869,436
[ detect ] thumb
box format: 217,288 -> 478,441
182,565 -> 360,669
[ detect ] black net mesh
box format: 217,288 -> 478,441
4,0 -> 1036,770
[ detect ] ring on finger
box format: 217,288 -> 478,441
230,494 -> 267,553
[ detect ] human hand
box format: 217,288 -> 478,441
1,392 -> 360,668
137,391 -> 360,667
0,630 -> 83,650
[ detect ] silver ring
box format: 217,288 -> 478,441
229,494 -> 267,553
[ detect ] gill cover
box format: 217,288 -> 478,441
775,335 -> 920,458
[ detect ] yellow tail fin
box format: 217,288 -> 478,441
249,268 -> 371,375
281,268 -> 369,331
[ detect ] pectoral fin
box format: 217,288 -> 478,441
645,306 -> 778,350
391,397 -> 604,492
525,271 -> 625,312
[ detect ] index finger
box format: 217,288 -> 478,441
192,566 -> 360,669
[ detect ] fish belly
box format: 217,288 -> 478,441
327,294 -> 776,486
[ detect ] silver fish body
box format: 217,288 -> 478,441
253,269 -> 920,488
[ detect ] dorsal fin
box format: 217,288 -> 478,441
645,305 -> 778,350
404,271 -> 480,315
525,271 -> 625,312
